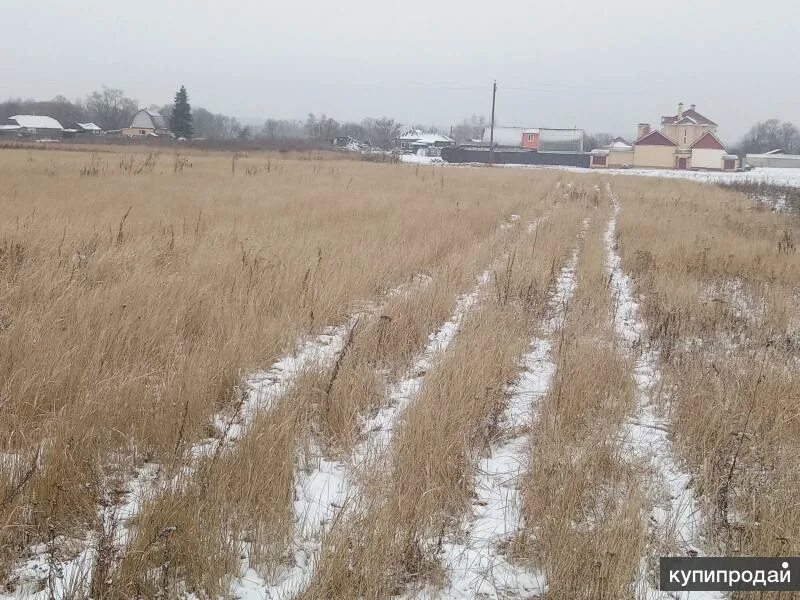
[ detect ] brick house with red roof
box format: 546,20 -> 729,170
591,103 -> 738,171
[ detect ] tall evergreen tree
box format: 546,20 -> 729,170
169,85 -> 193,138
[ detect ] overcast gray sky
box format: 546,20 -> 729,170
2,0 -> 798,142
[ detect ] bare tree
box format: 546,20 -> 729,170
583,132 -> 615,151
450,115 -> 487,143
738,119 -> 800,155
370,117 -> 400,149
85,87 -> 138,130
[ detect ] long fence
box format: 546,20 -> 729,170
441,147 -> 590,168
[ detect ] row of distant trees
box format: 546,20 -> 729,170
734,119 -> 800,155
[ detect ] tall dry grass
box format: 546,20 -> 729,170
612,177 -> 800,589
0,147 -> 565,595
302,187 -> 595,599
4,149 -> 795,599
514,201 -> 646,599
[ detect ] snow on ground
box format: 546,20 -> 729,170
238,213 -> 531,599
400,153 -> 800,190
0,323 -> 357,600
1,275 -> 433,599
398,154 -> 444,165
240,269 -> 494,600
599,166 -> 800,188
424,221 -> 588,600
604,185 -> 724,600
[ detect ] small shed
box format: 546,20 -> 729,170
63,122 -> 104,138
73,122 -> 103,134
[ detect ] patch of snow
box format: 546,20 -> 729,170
234,214 -> 526,599
432,231 -> 579,599
398,154 -> 444,165
1,278 -> 429,599
415,155 -> 800,191
3,538 -> 95,600
421,219 -> 590,599
604,185 -> 725,600
241,269 -> 494,600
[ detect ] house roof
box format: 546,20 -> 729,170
661,108 -> 717,127
604,136 -> 633,149
634,129 -> 677,147
398,129 -> 454,144
690,131 -> 727,151
9,115 -> 63,130
131,109 -> 168,130
75,122 -> 102,131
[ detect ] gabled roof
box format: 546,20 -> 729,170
634,129 -> 677,147
397,128 -> 426,140
74,122 -> 102,131
9,115 -> 63,130
130,109 -> 168,130
604,136 -> 633,150
690,131 -> 727,151
661,108 -> 717,126
398,129 -> 454,144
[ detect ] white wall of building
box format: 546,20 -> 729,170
746,154 -> 800,168
691,148 -> 725,170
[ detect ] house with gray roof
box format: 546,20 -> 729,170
122,110 -> 170,137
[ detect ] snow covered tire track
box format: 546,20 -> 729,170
421,220 -> 590,600
604,185 -> 724,600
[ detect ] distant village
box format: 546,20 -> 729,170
0,109 -> 174,141
3,101 -> 799,171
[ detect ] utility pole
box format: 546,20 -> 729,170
489,80 -> 497,165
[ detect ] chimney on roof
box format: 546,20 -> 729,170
637,123 -> 651,139
678,102 -> 684,118
690,103 -> 696,111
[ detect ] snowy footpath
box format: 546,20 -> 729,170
414,219 -> 589,599
231,269 -> 494,599
232,213 -> 530,599
604,186 -> 725,600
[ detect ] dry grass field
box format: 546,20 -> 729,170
0,147 -> 798,600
